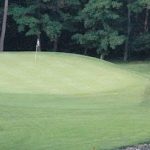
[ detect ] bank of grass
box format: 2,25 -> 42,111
118,61 -> 150,78
0,52 -> 150,150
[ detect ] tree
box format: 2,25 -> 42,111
124,0 -> 132,61
42,14 -> 62,51
129,0 -> 150,56
0,0 -> 8,51
73,0 -> 125,59
0,0 -> 149,60
139,0 -> 150,32
9,0 -> 63,51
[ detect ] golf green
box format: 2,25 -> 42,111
0,52 -> 150,150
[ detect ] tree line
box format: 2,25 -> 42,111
0,0 -> 150,61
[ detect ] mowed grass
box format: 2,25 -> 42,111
0,52 -> 150,150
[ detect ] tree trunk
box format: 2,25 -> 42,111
0,0 -> 8,51
124,42 -> 129,61
144,7 -> 149,32
36,34 -> 41,52
53,39 -> 58,51
124,0 -> 131,62
84,49 -> 87,55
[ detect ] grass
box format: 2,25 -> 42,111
0,52 -> 150,150
118,61 -> 150,78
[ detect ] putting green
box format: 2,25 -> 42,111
0,52 -> 145,94
0,52 -> 150,150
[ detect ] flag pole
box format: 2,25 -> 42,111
35,36 -> 40,64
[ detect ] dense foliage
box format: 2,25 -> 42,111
0,0 -> 150,60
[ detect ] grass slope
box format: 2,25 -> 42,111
0,52 -> 144,94
0,52 -> 150,150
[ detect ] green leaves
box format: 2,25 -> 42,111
42,14 -> 62,41
9,5 -> 40,36
73,30 -> 125,53
9,0 -> 81,47
4,0 -> 150,57
132,33 -> 150,51
73,0 -> 125,56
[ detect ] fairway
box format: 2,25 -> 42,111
0,52 -> 150,150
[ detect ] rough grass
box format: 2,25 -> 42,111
0,52 -> 150,150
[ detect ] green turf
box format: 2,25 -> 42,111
0,52 -> 150,150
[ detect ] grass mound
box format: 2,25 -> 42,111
0,52 -> 145,95
0,52 -> 150,150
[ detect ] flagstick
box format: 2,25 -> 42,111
35,37 -> 40,64
34,48 -> 38,64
